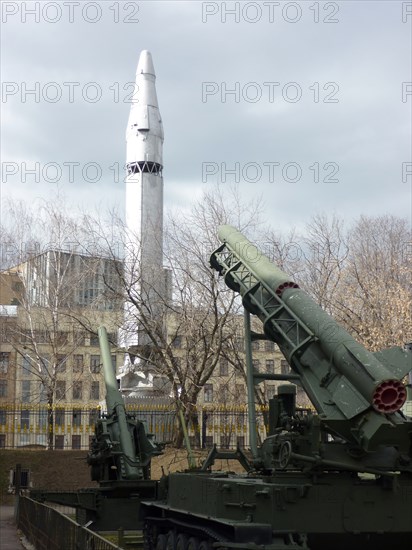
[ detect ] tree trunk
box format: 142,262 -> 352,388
189,408 -> 201,448
174,400 -> 200,449
47,403 -> 54,450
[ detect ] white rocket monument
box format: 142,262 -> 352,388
121,50 -> 169,390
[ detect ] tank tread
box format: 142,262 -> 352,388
145,515 -> 226,544
144,517 -> 309,550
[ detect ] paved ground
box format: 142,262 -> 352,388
0,506 -> 26,550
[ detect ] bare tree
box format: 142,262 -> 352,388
334,215 -> 411,350
299,214 -> 349,312
264,213 -> 410,352
83,185 -> 264,446
272,213 -> 411,352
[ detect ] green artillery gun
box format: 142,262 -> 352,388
141,225 -> 412,550
87,326 -> 162,484
31,326 -> 163,531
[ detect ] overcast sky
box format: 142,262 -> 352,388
1,1 -> 411,236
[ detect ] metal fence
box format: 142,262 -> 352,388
0,403 -> 176,450
195,405 -> 268,449
18,495 -> 122,550
0,403 -> 271,450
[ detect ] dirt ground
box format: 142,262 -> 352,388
0,447 -> 248,504
151,447 -> 248,478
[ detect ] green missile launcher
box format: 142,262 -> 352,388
211,225 -> 412,464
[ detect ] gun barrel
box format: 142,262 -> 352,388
98,326 -> 141,480
98,326 -> 121,412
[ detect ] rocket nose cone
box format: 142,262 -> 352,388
137,50 -> 156,76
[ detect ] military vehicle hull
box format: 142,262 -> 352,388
143,471 -> 412,550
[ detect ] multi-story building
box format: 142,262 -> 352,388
0,305 -> 18,409
0,252 -> 123,449
7,250 -> 122,310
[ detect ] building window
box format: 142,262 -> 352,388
0,352 -> 10,373
107,332 -> 117,344
57,355 -> 67,373
73,332 -> 86,346
22,355 -> 33,376
0,380 -> 7,398
72,409 -> 82,427
56,332 -> 68,346
55,409 -> 65,427
265,341 -> 275,352
90,355 -> 101,373
204,384 -> 213,403
235,337 -> 244,351
90,381 -> 100,400
111,355 -> 117,372
41,355 -> 50,372
72,382 -> 82,400
21,409 -> 30,430
55,435 -> 64,449
252,359 -> 260,372
252,340 -> 260,351
0,434 -> 5,448
280,359 -> 290,375
266,359 -> 275,374
171,335 -> 182,348
22,380 -> 31,402
39,382 -> 47,404
72,435 -> 81,449
219,359 -> 228,376
56,381 -> 66,400
73,354 -> 84,373
90,334 -> 99,347
0,409 -> 6,424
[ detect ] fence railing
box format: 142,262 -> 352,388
18,495 -> 122,550
0,403 -> 272,450
3,400 -> 411,451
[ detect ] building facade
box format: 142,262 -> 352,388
0,252 -> 123,449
